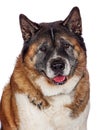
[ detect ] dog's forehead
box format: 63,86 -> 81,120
43,23 -> 85,52
39,21 -> 63,37
30,21 -> 86,53
36,21 -> 72,43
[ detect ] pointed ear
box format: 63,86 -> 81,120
19,14 -> 40,42
63,7 -> 82,35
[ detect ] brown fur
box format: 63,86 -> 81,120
66,70 -> 90,117
60,35 -> 90,117
0,52 -> 89,129
0,7 -> 90,130
0,55 -> 49,130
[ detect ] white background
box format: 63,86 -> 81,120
0,0 -> 104,129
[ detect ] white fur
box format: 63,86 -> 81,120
35,75 -> 82,96
46,60 -> 55,78
15,93 -> 89,130
15,72 -> 88,130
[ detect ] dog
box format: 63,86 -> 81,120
0,7 -> 90,130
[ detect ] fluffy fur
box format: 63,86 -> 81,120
0,7 -> 90,130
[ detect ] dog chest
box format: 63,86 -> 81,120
15,93 -> 89,130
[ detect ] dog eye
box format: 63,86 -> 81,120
63,43 -> 70,48
39,46 -> 47,52
60,38 -> 71,49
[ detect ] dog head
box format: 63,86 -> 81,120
19,7 -> 86,86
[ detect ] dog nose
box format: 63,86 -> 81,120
51,59 -> 65,72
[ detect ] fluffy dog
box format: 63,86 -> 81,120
0,7 -> 90,130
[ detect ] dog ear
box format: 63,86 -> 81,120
63,7 -> 82,35
19,14 -> 40,42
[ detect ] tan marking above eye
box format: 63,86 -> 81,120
60,38 -> 74,49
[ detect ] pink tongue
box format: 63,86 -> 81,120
53,76 -> 66,83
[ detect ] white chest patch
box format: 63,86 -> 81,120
15,93 -> 89,130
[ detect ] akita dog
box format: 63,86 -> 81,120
0,7 -> 90,130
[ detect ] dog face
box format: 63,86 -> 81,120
19,7 -> 86,85
34,30 -> 78,85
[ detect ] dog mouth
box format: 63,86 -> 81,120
40,70 -> 67,85
52,75 -> 67,85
